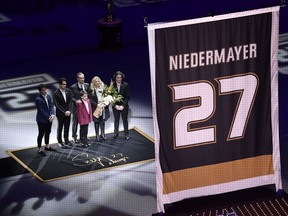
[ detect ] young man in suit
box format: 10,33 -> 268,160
35,84 -> 56,156
112,71 -> 130,140
53,77 -> 72,148
69,72 -> 90,144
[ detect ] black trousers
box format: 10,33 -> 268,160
112,105 -> 129,136
80,124 -> 89,144
37,121 -> 52,148
57,115 -> 71,143
71,105 -> 79,139
94,115 -> 105,136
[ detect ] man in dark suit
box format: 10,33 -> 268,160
69,72 -> 90,143
111,71 -> 130,140
35,84 -> 56,156
53,77 -> 72,148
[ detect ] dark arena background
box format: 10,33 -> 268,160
0,0 -> 288,215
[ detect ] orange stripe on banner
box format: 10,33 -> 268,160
162,155 -> 274,194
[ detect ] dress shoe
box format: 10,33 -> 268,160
80,139 -> 89,146
65,140 -> 73,146
111,134 -> 118,139
38,150 -> 46,156
79,143 -> 88,148
58,142 -> 66,149
125,136 -> 130,140
95,135 -> 100,141
45,146 -> 57,151
73,137 -> 79,144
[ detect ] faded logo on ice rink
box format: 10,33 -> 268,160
0,73 -> 57,123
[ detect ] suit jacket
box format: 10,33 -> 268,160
76,99 -> 92,125
69,82 -> 90,106
113,81 -> 130,107
53,88 -> 72,118
88,88 -> 110,121
35,94 -> 55,123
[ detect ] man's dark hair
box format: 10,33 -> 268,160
37,84 -> 47,91
80,90 -> 87,96
59,77 -> 67,84
113,71 -> 125,79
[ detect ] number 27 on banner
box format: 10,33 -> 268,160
168,72 -> 259,148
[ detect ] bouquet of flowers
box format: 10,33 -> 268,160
93,81 -> 123,118
102,81 -> 123,105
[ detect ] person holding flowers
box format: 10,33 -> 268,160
89,76 -> 110,141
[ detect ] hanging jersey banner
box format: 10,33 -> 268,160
147,6 -> 281,213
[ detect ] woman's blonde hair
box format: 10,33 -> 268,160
90,76 -> 104,95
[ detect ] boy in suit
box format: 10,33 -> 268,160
77,90 -> 93,147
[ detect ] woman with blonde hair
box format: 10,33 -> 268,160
88,76 -> 110,141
